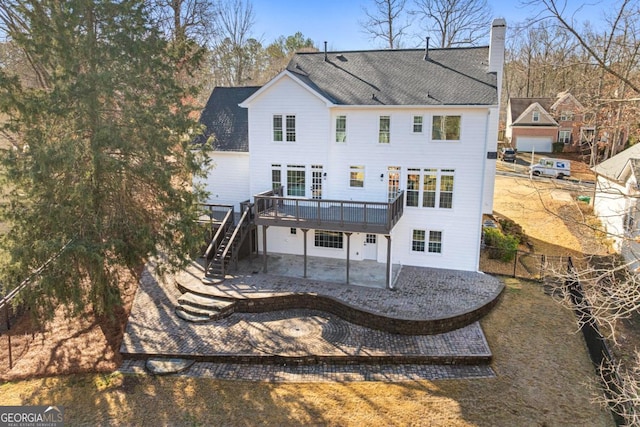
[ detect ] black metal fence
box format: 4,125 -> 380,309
479,246 -> 570,281
565,258 -> 629,426
0,241 -> 71,371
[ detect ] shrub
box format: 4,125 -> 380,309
552,142 -> 565,153
498,218 -> 528,245
484,227 -> 519,262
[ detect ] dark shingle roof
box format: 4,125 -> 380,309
285,47 -> 497,106
195,86 -> 260,151
509,97 -> 553,123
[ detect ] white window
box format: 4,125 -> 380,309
439,170 -> 455,209
428,231 -> 443,253
412,230 -> 425,252
532,111 -> 540,122
336,115 -> 346,142
286,165 -> 305,197
432,115 -> 460,140
315,230 -> 343,248
285,115 -> 296,141
406,168 -> 455,209
413,116 -> 423,133
273,114 -> 295,142
559,130 -> 571,144
271,164 -> 281,191
350,165 -> 365,188
379,116 -> 390,143
412,229 -> 443,253
273,115 -> 282,141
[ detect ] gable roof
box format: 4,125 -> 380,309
551,92 -> 584,112
195,86 -> 260,152
508,97 -> 553,125
281,47 -> 498,106
593,143 -> 640,181
512,101 -> 558,126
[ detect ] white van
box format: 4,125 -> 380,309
530,158 -> 571,179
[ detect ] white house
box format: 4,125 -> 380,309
197,19 -> 507,286
592,144 -> 640,268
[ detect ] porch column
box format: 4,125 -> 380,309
385,235 -> 393,290
345,232 -> 352,285
302,229 -> 309,278
262,225 -> 269,273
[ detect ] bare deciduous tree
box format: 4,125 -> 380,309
360,0 -> 412,49
412,0 -> 492,48
211,0 -> 258,85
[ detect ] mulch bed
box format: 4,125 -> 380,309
0,273 -> 137,382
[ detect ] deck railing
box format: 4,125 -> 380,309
253,189 -> 405,234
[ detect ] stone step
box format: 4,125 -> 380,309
146,358 -> 195,375
175,306 -> 212,323
178,292 -> 234,311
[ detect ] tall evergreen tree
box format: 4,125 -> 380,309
0,0 -> 208,317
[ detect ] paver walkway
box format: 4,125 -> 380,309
120,257 -> 503,382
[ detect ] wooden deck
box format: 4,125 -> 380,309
253,190 -> 405,234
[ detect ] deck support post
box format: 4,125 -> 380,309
262,225 -> 268,273
385,235 -> 393,290
302,229 -> 309,278
345,232 -> 352,284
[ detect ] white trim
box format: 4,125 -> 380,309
513,102 -> 558,126
240,70 -> 335,108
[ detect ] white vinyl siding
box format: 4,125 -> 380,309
245,75 -> 492,270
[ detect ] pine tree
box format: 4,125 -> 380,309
0,0 -> 208,318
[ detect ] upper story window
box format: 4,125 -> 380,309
379,116 -> 390,143
406,168 -> 455,209
413,116 -> 423,133
350,165 -> 365,188
432,115 -> 460,141
273,114 -> 296,142
336,115 -> 346,142
560,111 -> 574,121
532,111 -> 540,122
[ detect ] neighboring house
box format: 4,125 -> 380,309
198,19 -> 506,284
506,92 -> 592,153
592,143 -> 640,267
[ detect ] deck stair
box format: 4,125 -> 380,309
175,291 -> 236,323
203,202 -> 254,283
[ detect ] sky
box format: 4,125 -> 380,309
250,0 -> 606,51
